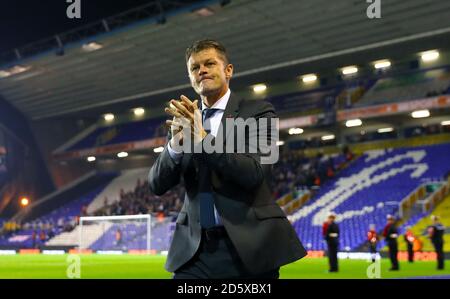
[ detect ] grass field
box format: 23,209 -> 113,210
0,254 -> 448,279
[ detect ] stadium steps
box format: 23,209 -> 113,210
402,194 -> 450,252
46,222 -> 113,247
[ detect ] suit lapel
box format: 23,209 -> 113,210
219,92 -> 242,145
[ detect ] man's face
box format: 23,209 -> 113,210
187,48 -> 233,97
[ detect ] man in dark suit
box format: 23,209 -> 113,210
323,212 -> 339,272
148,39 -> 307,279
428,215 -> 445,270
383,214 -> 399,271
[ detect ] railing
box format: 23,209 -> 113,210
279,191 -> 311,215
398,184 -> 427,219
418,177 -> 450,214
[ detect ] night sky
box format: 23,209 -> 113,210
0,0 -> 174,54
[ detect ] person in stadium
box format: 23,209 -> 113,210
31,229 -> 37,248
148,39 -> 307,279
404,226 -> 416,263
383,215 -> 399,270
323,212 -> 339,272
367,224 -> 378,263
115,228 -> 122,247
428,215 -> 445,270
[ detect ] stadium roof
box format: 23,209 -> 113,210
1,0 -> 450,120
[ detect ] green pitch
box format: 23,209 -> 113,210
0,254 -> 448,279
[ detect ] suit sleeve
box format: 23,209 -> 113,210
199,101 -> 276,191
148,133 -> 182,196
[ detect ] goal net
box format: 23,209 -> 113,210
78,214 -> 152,253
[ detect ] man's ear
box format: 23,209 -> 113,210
225,64 -> 233,80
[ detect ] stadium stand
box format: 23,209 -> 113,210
271,149 -> 350,201
288,143 -> 450,251
4,138 -> 449,253
44,169 -> 182,249
0,173 -> 117,248
64,117 -> 167,152
357,67 -> 450,106
87,168 -> 152,214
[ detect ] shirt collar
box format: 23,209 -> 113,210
201,88 -> 231,112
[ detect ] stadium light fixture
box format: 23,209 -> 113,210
0,65 -> 31,78
301,74 -> 317,83
288,127 -> 304,135
87,156 -> 96,162
420,50 -> 439,62
441,120 -> 450,126
103,113 -> 115,121
321,134 -> 335,141
153,146 -> 164,153
253,84 -> 267,93
345,119 -> 362,127
193,7 -> 215,17
20,197 -> 29,207
0,70 -> 11,78
411,110 -> 430,118
133,107 -> 145,116
117,152 -> 128,158
82,42 -> 103,52
276,140 -> 285,146
373,59 -> 391,69
341,66 -> 358,75
9,65 -> 31,75
377,127 -> 394,133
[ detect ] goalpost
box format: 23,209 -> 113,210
78,214 -> 151,253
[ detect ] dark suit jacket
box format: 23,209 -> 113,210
324,222 -> 339,247
148,92 -> 307,274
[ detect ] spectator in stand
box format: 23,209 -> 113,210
48,226 -> 55,240
32,230 -> 37,248
115,228 -> 122,247
343,145 -> 354,162
57,217 -> 64,228
39,230 -> 46,245
326,157 -> 335,178
81,205 -> 88,217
